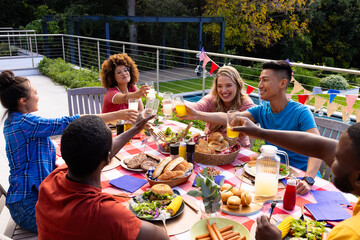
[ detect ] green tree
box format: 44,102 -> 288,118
308,0 -> 360,68
203,0 -> 311,52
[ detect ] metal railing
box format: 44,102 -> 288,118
1,32 -> 360,103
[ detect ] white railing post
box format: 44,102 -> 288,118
97,41 -> 101,71
29,37 -> 34,67
34,33 -> 38,54
123,44 -> 125,53
62,36 -> 65,61
156,49 -> 159,94
77,37 -> 81,68
7,33 -> 12,56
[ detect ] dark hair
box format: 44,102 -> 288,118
0,70 -> 31,118
61,115 -> 113,177
100,53 -> 139,89
262,60 -> 293,87
347,123 -> 360,167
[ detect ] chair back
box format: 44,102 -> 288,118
0,184 -> 6,214
315,117 -> 350,182
67,87 -> 107,116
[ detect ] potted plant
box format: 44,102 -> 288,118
187,169 -> 223,216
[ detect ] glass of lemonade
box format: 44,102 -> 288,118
162,92 -> 173,119
227,110 -> 240,138
146,81 -> 156,99
128,98 -> 139,111
174,96 -> 187,117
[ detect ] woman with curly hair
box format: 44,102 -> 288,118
181,66 -> 255,148
101,53 -> 149,113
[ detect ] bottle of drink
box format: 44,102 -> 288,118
178,141 -> 186,159
186,142 -> 195,163
170,144 -> 179,160
283,175 -> 297,211
116,120 -> 124,135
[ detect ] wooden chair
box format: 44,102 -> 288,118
315,117 -> 350,182
67,87 -> 107,116
0,184 -> 38,240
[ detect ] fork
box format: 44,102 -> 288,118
159,212 -> 168,235
300,205 -> 305,221
150,127 -> 167,142
269,200 -> 278,220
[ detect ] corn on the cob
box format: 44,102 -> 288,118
166,196 -> 183,216
277,216 -> 294,238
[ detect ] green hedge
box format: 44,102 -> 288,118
38,57 -> 101,88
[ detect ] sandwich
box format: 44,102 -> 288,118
227,196 -> 241,209
142,184 -> 174,204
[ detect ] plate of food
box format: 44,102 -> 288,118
120,153 -> 161,172
244,162 -> 290,180
190,217 -> 250,240
250,216 -> 328,240
129,184 -> 185,221
199,166 -> 222,177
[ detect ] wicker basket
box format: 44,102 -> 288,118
145,169 -> 193,188
194,137 -> 240,166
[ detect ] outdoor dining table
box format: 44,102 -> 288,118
54,119 -> 358,240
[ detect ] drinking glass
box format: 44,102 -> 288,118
145,81 -> 156,98
128,98 -> 139,111
162,92 -> 173,119
227,110 -> 240,138
143,97 -> 160,118
174,96 -> 187,117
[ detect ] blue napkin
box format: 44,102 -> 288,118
192,173 -> 225,187
109,175 -> 147,193
304,202 -> 351,221
311,190 -> 350,205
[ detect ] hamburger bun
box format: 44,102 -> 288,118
227,196 -> 241,209
150,183 -> 173,196
208,140 -> 229,152
231,187 -> 244,197
221,183 -> 233,191
208,132 -> 224,143
152,157 -> 172,179
157,170 -> 185,180
221,190 -> 234,203
172,160 -> 187,172
241,192 -> 252,207
164,157 -> 185,173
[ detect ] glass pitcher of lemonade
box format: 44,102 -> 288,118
254,145 -> 289,197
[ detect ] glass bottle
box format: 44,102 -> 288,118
179,141 -> 187,159
116,120 -> 124,135
186,142 -> 195,163
170,144 -> 179,160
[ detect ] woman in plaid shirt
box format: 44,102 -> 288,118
0,70 -> 138,233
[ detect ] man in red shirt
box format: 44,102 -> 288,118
36,114 -> 169,240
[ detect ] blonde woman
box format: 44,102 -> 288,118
101,53 -> 149,114
184,66 -> 254,148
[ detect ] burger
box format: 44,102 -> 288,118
142,184 -> 174,204
227,196 -> 241,209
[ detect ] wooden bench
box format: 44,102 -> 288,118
67,87 -> 107,116
0,184 -> 38,240
315,117 -> 350,182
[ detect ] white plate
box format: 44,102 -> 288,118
244,163 -> 290,180
120,157 -> 146,172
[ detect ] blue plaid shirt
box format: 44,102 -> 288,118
4,112 -> 80,204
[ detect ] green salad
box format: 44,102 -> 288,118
279,163 -> 289,176
289,219 -> 326,240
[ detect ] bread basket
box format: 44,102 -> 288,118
194,137 -> 241,166
145,169 -> 193,188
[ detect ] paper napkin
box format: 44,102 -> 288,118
311,190 -> 350,205
109,175 -> 147,193
304,202 -> 351,221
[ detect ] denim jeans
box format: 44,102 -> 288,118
7,192 -> 38,233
